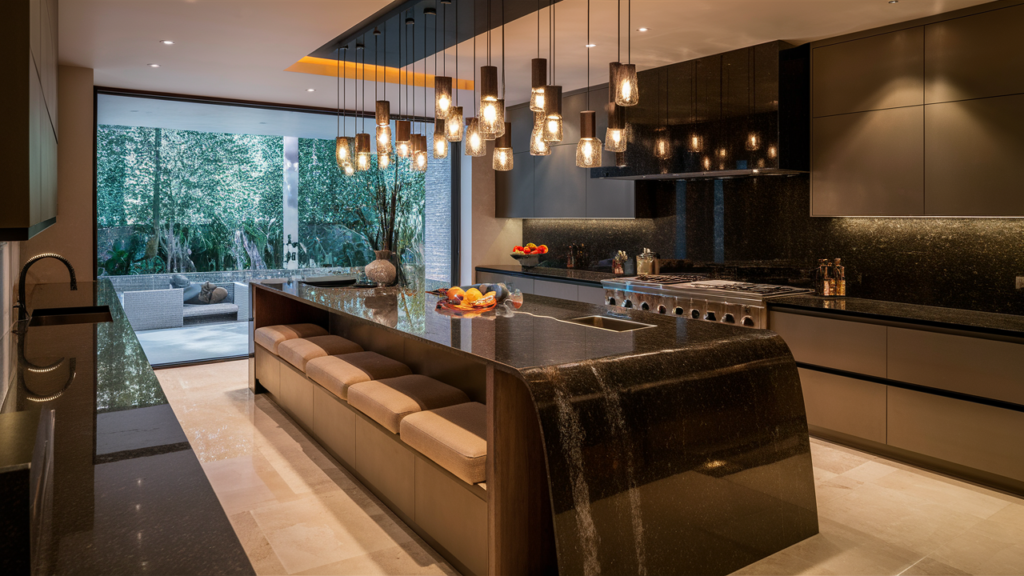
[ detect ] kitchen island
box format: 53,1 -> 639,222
251,279 -> 819,576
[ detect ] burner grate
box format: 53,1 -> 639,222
634,274 -> 708,285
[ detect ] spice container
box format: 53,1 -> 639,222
636,248 -> 656,275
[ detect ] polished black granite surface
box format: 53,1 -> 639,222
770,295 -> 1024,339
258,280 -> 819,575
476,264 -> 613,287
2,280 -> 253,576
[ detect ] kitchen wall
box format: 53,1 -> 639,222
524,175 -> 1024,316
463,147 -> 522,284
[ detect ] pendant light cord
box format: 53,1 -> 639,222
537,0 -> 540,58
337,47 -> 341,137
501,0 -> 505,101
617,0 -> 621,63
586,0 -> 590,110
455,0 -> 458,106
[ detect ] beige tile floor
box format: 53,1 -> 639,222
156,360 -> 1024,576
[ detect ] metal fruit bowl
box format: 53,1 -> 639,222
511,253 -> 541,268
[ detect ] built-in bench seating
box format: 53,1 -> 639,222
253,323 -> 489,576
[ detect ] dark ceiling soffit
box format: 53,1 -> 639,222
309,0 -> 564,66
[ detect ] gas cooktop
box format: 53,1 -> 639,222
631,273 -> 709,285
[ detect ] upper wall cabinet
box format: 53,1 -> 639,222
811,2 -> 1024,217
1,0 -> 59,241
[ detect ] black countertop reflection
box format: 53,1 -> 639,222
770,295 -> 1024,339
3,280 -> 253,576
258,280 -> 819,575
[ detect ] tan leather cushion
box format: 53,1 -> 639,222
277,335 -> 363,372
348,376 -> 471,434
400,402 -> 487,484
254,323 -> 328,354
305,352 -> 412,400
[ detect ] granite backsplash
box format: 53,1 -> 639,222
522,175 -> 1024,316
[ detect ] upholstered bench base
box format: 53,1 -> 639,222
348,375 -> 471,434
401,402 -> 487,485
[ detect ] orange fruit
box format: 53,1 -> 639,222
447,286 -> 465,300
464,288 -> 484,304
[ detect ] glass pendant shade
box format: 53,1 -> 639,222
702,156 -> 712,171
543,85 -> 563,142
396,120 -> 412,158
336,136 -> 353,168
745,132 -> 760,151
604,101 -> 627,152
464,118 -> 486,157
445,106 -> 464,142
768,145 -> 778,159
376,125 -> 393,155
344,163 -> 355,176
355,133 -> 372,172
480,100 -> 503,140
687,133 -> 703,153
414,136 -> 429,172
530,112 -> 551,156
576,111 -> 602,168
433,119 -> 448,159
375,101 -> 391,126
479,65 -> 500,137
378,152 -> 391,170
529,59 -> 547,112
434,76 -> 453,120
614,63 -> 639,106
493,123 -> 513,171
654,131 -> 671,160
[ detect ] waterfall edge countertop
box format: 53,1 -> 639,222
255,280 -> 819,575
769,295 -> 1024,339
1,280 -> 253,576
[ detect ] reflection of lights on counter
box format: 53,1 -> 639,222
768,145 -> 778,159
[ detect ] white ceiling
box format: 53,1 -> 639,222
67,0 -> 995,119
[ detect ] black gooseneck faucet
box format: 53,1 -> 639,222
16,253 -> 78,323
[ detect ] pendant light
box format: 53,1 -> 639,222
446,0 -> 463,142
577,0 -> 601,168
414,17 -> 429,173
431,9 -> 448,159
530,0 -> 547,113
396,15 -> 414,158
464,15 -> 486,157
355,41 -> 372,172
687,61 -> 702,153
614,0 -> 639,106
605,1 -> 627,153
543,0 -> 562,143
744,48 -> 760,152
479,0 -> 502,139
335,46 -> 353,171
434,119 -> 448,159
530,112 -> 550,156
434,1 -> 453,121
373,28 -> 393,160
494,122 -> 513,171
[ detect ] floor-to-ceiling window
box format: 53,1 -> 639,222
95,92 -> 454,366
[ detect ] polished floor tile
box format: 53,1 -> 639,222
157,360 -> 1024,576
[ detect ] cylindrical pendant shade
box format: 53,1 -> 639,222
576,112 -> 601,168
480,66 -> 498,101
434,76 -> 453,120
745,132 -> 761,151
495,122 -> 512,149
414,134 -> 428,172
543,116 -> 563,143
396,121 -> 412,158
530,112 -> 551,156
615,151 -> 627,168
494,122 -> 514,171
376,125 -> 393,155
530,59 -> 547,112
609,62 -> 622,96
614,63 -> 639,106
688,133 -> 703,153
605,127 -> 627,152
378,153 -> 391,169
355,133 -> 371,155
465,118 -> 486,157
480,98 -> 504,139
494,100 -> 505,138
655,129 -> 671,160
336,136 -> 353,168
433,119 -> 449,159
580,111 -> 596,139
544,85 -> 563,118
375,101 -> 390,126
445,106 -> 464,142
344,163 -> 355,176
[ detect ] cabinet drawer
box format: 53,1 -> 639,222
770,312 -> 887,377
280,367 -> 314,429
577,285 -> 608,306
355,418 -> 416,517
534,280 -> 578,301
312,386 -> 356,467
888,387 -> 1024,482
887,327 -> 1024,406
799,368 -> 886,444
475,271 -> 504,285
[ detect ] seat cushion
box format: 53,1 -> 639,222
278,335 -> 364,372
400,402 -> 487,484
348,375 -> 471,434
254,323 -> 328,354
305,352 -> 412,400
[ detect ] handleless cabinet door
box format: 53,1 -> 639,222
586,176 -> 634,218
813,27 -> 923,117
924,4 -> 1024,104
577,285 -> 609,306
812,106 -> 924,216
495,152 -> 534,218
924,94 -> 1024,216
798,368 -> 887,444
534,280 -> 578,302
508,103 -> 533,152
534,144 -> 586,217
769,311 -> 887,377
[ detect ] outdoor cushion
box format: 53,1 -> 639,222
198,282 -> 228,304
400,402 -> 487,484
182,283 -> 202,302
277,335 -> 363,372
348,375 -> 470,434
305,352 -> 411,400
254,323 -> 328,354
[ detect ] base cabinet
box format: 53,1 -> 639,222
312,386 -> 356,467
254,346 -> 280,396
279,366 -> 314,429
798,368 -> 886,444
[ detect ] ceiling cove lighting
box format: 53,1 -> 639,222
335,46 -> 353,172
543,0 -> 563,143
445,0 -> 464,142
494,122 -> 514,171
614,0 -> 639,106
577,0 -> 601,168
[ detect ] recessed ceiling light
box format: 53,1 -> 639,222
160,40 -> 174,45
637,27 -> 649,32
306,88 -> 316,92
888,0 -> 898,3
148,63 -> 160,68
585,43 -> 596,48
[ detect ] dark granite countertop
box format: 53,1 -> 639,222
476,264 -> 614,287
769,295 -> 1024,339
2,280 -> 252,575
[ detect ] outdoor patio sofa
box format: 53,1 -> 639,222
122,281 -> 249,331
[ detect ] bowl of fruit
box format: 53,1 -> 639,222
511,243 -> 547,268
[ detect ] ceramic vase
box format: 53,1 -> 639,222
365,250 -> 397,287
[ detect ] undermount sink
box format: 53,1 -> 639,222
565,315 -> 656,332
29,306 -> 113,327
